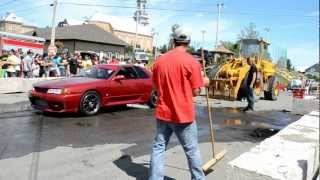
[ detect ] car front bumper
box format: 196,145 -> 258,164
29,91 -> 81,113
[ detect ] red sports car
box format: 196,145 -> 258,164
29,65 -> 156,115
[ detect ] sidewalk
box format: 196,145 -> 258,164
0,93 -> 31,113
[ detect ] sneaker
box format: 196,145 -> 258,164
242,107 -> 254,112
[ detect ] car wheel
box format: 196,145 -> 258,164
147,91 -> 157,108
80,91 -> 101,116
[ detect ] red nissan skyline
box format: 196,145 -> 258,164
29,65 -> 156,115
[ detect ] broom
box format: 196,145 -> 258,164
200,48 -> 227,173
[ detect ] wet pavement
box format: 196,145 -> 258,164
0,101 -> 302,180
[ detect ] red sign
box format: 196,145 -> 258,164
2,38 -> 44,49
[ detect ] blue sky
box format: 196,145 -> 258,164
1,0 -> 319,69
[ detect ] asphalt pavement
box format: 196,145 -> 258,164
0,92 -> 317,180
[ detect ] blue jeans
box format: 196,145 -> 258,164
246,86 -> 254,109
149,120 -> 205,180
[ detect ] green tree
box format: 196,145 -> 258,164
187,45 -> 196,54
168,24 -> 180,49
159,44 -> 168,54
220,41 -> 239,55
125,45 -> 134,55
238,22 -> 260,39
286,59 -> 293,71
55,41 -> 64,49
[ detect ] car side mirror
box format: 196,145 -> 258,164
113,75 -> 125,81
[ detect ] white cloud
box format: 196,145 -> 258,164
287,43 -> 319,69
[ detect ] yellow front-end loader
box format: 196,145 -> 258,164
208,38 -> 279,101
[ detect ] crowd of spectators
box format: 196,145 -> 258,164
0,49 -> 145,78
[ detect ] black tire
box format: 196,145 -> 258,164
254,73 -> 263,102
264,76 -> 278,101
79,91 -> 101,116
147,91 -> 157,108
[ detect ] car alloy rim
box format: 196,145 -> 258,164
83,94 -> 99,113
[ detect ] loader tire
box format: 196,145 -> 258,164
264,76 -> 279,101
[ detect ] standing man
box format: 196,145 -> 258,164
243,57 -> 257,112
6,50 -> 18,77
109,56 -> 119,65
22,50 -> 33,78
68,54 -> 79,76
149,27 -> 207,180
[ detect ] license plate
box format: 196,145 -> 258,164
34,99 -> 48,107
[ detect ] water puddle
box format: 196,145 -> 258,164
196,105 -> 301,139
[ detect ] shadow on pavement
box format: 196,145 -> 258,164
39,105 -> 136,118
113,155 -> 175,180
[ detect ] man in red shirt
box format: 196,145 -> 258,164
149,27 -> 207,180
109,56 -> 119,65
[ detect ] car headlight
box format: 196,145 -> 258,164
47,89 -> 63,94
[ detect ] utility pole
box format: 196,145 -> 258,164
201,30 -> 206,68
133,0 -> 149,51
134,10 -> 140,51
201,30 -> 206,48
152,30 -> 159,60
50,0 -> 58,46
215,3 -> 223,48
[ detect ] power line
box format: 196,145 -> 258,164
59,2 -> 318,19
11,4 -> 50,13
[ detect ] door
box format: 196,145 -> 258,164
106,67 -> 141,105
133,66 -> 153,101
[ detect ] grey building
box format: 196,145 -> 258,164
305,63 -> 319,78
25,24 -> 128,58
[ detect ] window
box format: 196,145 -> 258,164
134,66 -> 149,79
78,67 -> 114,79
116,67 -> 138,79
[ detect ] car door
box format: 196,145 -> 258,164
106,67 -> 140,105
133,66 -> 153,100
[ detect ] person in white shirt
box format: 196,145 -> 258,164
6,50 -> 20,77
22,51 -> 33,78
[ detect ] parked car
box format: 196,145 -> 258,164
288,79 -> 302,90
29,65 -> 156,115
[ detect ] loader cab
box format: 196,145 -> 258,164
238,39 -> 270,60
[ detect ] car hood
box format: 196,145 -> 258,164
34,77 -> 102,89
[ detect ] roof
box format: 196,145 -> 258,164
0,12 -> 37,27
305,63 -> 319,72
0,12 -> 23,23
212,45 -> 234,54
25,24 -> 128,46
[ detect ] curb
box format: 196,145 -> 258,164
0,101 -> 33,114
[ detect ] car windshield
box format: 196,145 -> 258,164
78,67 -> 114,79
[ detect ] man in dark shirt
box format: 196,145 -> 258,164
243,57 -> 257,112
68,54 -> 79,76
